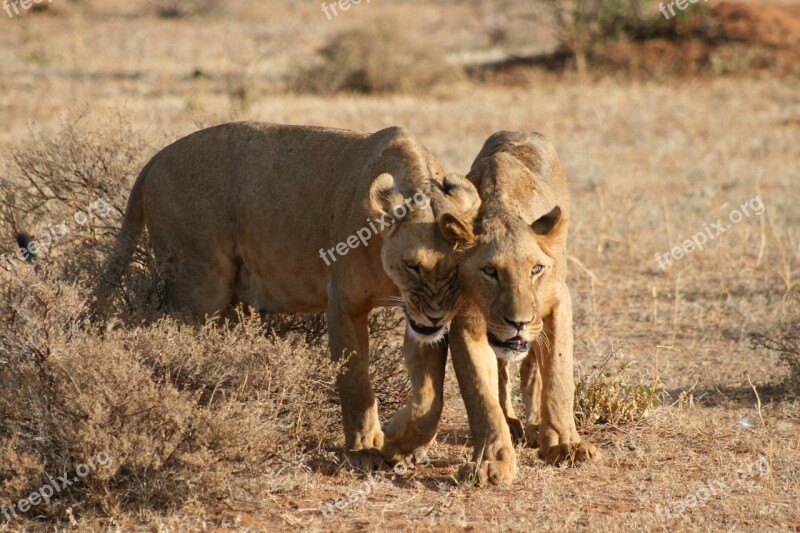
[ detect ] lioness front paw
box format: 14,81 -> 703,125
381,439 -> 431,466
381,418 -> 432,465
345,448 -> 388,472
457,459 -> 515,486
506,417 -> 525,445
380,441 -> 405,465
539,440 -> 598,466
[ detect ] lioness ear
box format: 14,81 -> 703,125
532,205 -> 562,236
440,174 -> 481,222
439,213 -> 475,249
367,173 -> 407,219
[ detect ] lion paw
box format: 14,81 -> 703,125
539,440 -> 598,466
506,417 -> 526,445
457,460 -> 515,487
345,448 -> 388,472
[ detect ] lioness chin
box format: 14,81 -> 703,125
439,131 -> 598,486
97,122 -> 481,471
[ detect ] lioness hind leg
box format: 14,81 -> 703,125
158,248 -> 237,322
382,330 -> 447,464
497,358 -> 525,445
520,349 -> 541,448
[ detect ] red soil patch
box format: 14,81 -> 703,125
476,2 -> 800,81
713,2 -> 800,48
596,2 -> 800,76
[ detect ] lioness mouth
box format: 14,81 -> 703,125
407,317 -> 443,336
488,332 -> 529,352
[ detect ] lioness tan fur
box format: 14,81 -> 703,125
98,122 -> 480,470
436,131 -> 597,485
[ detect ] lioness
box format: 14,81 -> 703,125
438,131 -> 597,485
98,122 -> 480,470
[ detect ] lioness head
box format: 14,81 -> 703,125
368,173 -> 479,344
445,206 -> 564,361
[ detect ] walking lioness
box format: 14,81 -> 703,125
98,122 -> 480,470
437,131 -> 597,485
378,131 -> 598,485
460,131 -> 596,479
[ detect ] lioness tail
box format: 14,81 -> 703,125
94,156 -> 155,306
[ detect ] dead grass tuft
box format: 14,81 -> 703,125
292,21 -> 458,95
152,0 -> 220,19
752,329 -> 800,398
575,347 -> 667,427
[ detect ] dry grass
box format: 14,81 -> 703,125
0,0 -> 798,531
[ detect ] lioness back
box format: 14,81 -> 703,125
467,130 -> 570,227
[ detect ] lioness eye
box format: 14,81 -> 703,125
482,266 -> 498,279
404,261 -> 420,272
532,265 -> 544,276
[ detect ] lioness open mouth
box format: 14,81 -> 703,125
408,318 -> 444,337
487,332 -> 530,353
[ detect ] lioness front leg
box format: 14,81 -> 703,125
450,318 -> 516,486
537,292 -> 597,466
497,358 -> 525,445
327,298 -> 385,471
519,349 -> 542,447
382,329 -> 447,463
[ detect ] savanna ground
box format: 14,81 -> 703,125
0,0 -> 799,531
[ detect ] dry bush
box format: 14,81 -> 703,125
0,111 -> 160,325
364,308 -> 411,414
293,21 -> 458,94
574,346 -> 666,427
0,274 -> 408,526
261,308 -> 410,415
0,110 -> 150,283
751,330 -> 800,398
0,270 -> 343,523
0,110 -> 144,229
522,0 -> 713,71
0,272 -> 408,526
151,0 -> 220,18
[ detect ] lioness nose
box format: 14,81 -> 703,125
503,316 -> 531,330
